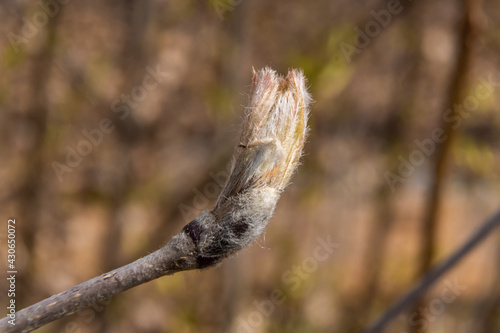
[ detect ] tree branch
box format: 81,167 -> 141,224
363,208 -> 500,333
0,68 -> 311,332
410,0 -> 481,330
1,234 -> 197,333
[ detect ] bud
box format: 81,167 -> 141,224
218,67 -> 311,203
183,67 -> 311,263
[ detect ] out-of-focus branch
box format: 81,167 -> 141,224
363,208 -> 500,333
0,68 -> 311,333
411,0 -> 483,331
417,0 -> 480,282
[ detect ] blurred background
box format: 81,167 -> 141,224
1,0 -> 500,332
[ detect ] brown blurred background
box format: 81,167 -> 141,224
1,0 -> 500,332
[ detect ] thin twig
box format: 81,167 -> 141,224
1,235 -> 197,333
363,208 -> 500,333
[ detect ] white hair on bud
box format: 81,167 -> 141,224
182,67 -> 311,267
